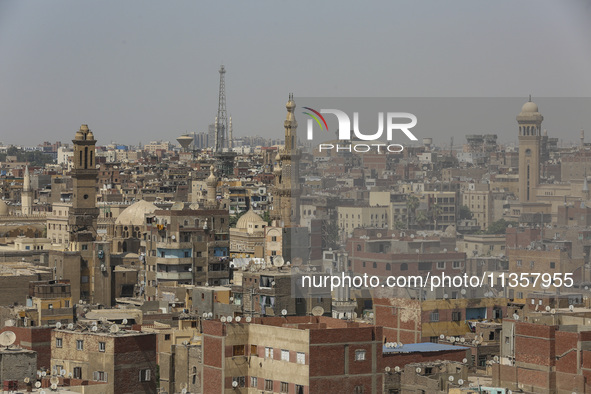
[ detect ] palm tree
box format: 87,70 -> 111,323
430,203 -> 443,230
415,210 -> 428,228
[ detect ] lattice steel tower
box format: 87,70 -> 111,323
215,65 -> 229,153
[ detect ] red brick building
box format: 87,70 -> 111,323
0,326 -> 53,368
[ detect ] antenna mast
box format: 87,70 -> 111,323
215,65 -> 228,153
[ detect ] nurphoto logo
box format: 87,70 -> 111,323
303,107 -> 418,153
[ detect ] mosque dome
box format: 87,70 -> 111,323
236,209 -> 265,230
115,200 -> 158,226
0,200 -> 8,216
521,101 -> 539,113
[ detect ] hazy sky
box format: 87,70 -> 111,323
1,1 -> 590,146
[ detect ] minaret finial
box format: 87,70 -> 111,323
529,94 -> 532,102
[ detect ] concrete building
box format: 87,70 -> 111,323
51,325 -> 157,394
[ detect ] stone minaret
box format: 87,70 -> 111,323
21,165 -> 32,215
518,96 -> 543,203
272,94 -> 301,227
206,164 -> 218,208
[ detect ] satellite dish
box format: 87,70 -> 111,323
232,381 -> 238,388
449,376 -> 454,382
513,313 -> 519,320
416,367 -> 422,373
24,377 -> 30,383
439,334 -> 445,339
545,306 -> 551,312
235,316 -> 241,322
35,382 -> 42,388
50,376 -> 59,384
227,316 -> 233,323
207,312 -> 213,318
463,358 -> 468,363
460,289 -> 466,295
281,309 -> 287,316
551,308 -> 556,314
202,312 -> 208,318
458,379 -> 464,385
221,316 -> 227,323
42,371 -> 47,377
51,383 -> 58,390
60,369 -> 66,376
460,338 -> 465,343
443,294 -> 448,299
122,319 -> 128,325
91,326 -> 98,332
385,366 -> 391,372
0,331 -> 16,347
494,356 -> 499,362
274,256 -> 285,267
394,366 -> 400,372
92,321 -> 97,326
68,372 -> 73,378
67,323 -> 74,330
245,316 -> 252,323
570,305 -> 574,311
397,342 -> 403,348
110,324 -> 120,334
181,389 -> 188,394
311,306 -> 325,316
55,322 -> 62,329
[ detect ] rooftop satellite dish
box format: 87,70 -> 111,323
0,331 -> 16,347
202,312 -> 208,318
35,382 -> 42,388
221,316 -> 227,323
416,367 -> 422,373
182,341 -> 189,345
513,313 -> 519,320
570,305 -> 574,311
110,324 -> 120,334
122,319 -> 128,325
55,322 -> 62,329
462,358 -> 468,363
232,381 -> 238,388
42,371 -> 47,377
51,383 -> 58,390
68,372 -> 73,378
460,289 -> 466,295
443,294 -> 448,299
394,366 -> 400,372
494,356 -> 499,362
61,369 -> 66,376
50,376 -> 59,385
273,256 -> 285,267
385,366 -> 391,372
545,306 -> 551,312
440,334 -> 445,340
181,389 -> 188,394
235,316 -> 241,322
311,306 -> 325,316
227,316 -> 233,323
245,316 -> 252,323
460,338 -> 465,343
449,376 -> 454,382
91,326 -> 98,332
458,379 -> 464,385
67,323 -> 74,330
281,309 -> 287,316
207,312 -> 213,318
92,321 -> 97,326
551,308 -> 556,314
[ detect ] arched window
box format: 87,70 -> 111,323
372,262 -> 377,269
400,263 -> 408,271
357,244 -> 361,251
386,263 -> 391,271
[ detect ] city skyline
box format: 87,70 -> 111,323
1,1 -> 591,145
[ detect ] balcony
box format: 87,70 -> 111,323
155,257 -> 193,266
156,271 -> 193,281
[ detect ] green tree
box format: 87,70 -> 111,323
486,219 -> 518,234
262,210 -> 271,225
430,203 -> 442,230
415,210 -> 428,227
406,195 -> 420,228
459,205 -> 473,220
229,211 -> 246,228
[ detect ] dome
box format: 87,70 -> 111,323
0,200 -> 8,216
444,225 -> 457,237
206,165 -> 217,187
74,130 -> 85,140
115,200 -> 158,226
80,124 -> 89,132
521,101 -> 538,113
86,131 -> 94,140
236,209 -> 265,231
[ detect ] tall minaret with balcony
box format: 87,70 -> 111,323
518,96 -> 543,202
21,166 -> 32,215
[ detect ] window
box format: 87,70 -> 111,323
517,260 -> 522,267
164,334 -> 171,340
233,345 -> 245,356
250,376 -> 258,388
139,369 -> 151,382
281,382 -> 289,393
73,367 -> 82,379
251,345 -> 257,355
437,261 -> 445,269
56,338 -> 62,348
430,336 -> 438,343
265,347 -> 274,359
355,349 -> 366,361
93,371 -> 107,382
265,379 -> 274,391
232,376 -> 245,387
296,384 -> 304,394
550,262 -> 556,269
281,349 -> 289,361
296,352 -> 305,364
400,263 -> 408,271
386,263 -> 391,271
505,336 -> 510,344
430,311 -> 439,322
354,386 -> 364,394
493,308 -> 502,319
452,311 -> 461,321
76,340 -> 84,351
452,261 -> 461,269
99,342 -> 106,352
